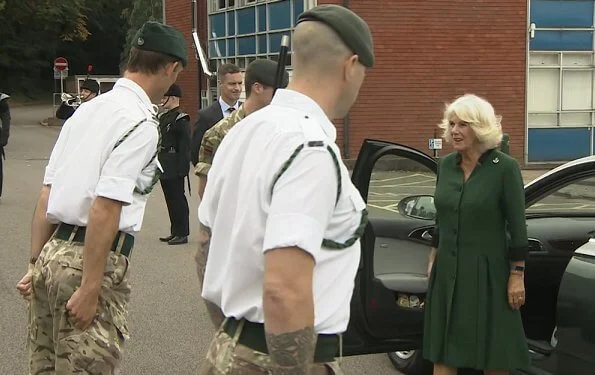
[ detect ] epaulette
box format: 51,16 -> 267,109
269,113 -> 368,250
176,112 -> 190,122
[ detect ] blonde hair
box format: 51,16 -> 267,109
438,94 -> 503,152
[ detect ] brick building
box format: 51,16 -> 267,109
164,0 -> 595,165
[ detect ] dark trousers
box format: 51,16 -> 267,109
0,150 -> 4,197
160,176 -> 189,237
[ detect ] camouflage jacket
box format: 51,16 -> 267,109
194,105 -> 246,176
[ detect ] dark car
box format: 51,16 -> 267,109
340,140 -> 595,375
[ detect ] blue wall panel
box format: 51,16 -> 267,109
227,12 -> 235,36
257,5 -> 267,32
528,128 -> 591,161
237,8 -> 256,35
228,39 -> 235,56
530,30 -> 593,50
238,36 -> 256,55
257,34 -> 267,54
210,14 -> 226,38
270,32 -> 290,53
209,39 -> 226,57
531,0 -> 594,27
269,1 -> 291,30
293,0 -> 304,24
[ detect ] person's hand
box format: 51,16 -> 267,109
16,265 -> 35,301
508,272 -> 526,310
66,287 -> 99,330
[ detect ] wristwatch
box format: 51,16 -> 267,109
29,256 -> 38,265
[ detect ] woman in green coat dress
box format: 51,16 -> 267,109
423,94 -> 530,375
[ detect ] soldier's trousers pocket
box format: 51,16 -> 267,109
230,344 -> 272,374
27,305 -> 38,345
56,324 -> 123,375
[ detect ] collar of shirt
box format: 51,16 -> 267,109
271,89 -> 337,142
219,96 -> 238,115
113,77 -> 157,116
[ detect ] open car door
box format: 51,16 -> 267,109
341,139 -> 438,356
518,156 -> 595,374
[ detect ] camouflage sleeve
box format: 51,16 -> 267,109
194,127 -> 219,176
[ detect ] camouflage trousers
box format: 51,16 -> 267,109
28,237 -> 131,375
199,319 -> 343,375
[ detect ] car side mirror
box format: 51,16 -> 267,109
397,195 -> 436,220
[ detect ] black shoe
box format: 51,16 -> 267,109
159,235 -> 175,242
168,236 -> 188,245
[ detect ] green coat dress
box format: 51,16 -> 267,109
423,149 -> 531,370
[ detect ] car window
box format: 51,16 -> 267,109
367,154 -> 437,221
526,175 -> 595,214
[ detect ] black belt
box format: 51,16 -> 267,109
54,223 -> 134,258
223,318 -> 338,363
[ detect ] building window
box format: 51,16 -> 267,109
527,0 -> 595,162
528,51 -> 595,161
528,52 -> 595,128
208,0 -> 306,69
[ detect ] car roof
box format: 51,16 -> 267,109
524,155 -> 595,188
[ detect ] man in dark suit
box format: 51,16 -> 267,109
190,63 -> 243,165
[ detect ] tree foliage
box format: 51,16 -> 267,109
0,0 -> 163,95
0,0 -> 90,93
56,0 -> 132,77
121,0 -> 163,63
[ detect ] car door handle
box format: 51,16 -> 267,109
421,230 -> 433,241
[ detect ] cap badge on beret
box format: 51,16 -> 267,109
137,37 -> 145,46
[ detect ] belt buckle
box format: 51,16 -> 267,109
67,225 -> 80,242
114,232 -> 126,255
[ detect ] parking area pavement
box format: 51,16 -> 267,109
365,169 -> 595,220
367,171 -> 436,219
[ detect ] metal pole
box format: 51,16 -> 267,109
192,0 -> 214,110
192,0 -> 214,78
192,0 -> 202,109
273,35 -> 290,95
433,129 -> 439,158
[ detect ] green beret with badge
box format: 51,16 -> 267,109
132,21 -> 188,67
297,4 -> 375,68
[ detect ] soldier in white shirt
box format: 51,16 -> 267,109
15,21 -> 187,374
196,5 -> 375,375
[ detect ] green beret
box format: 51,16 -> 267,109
297,5 -> 374,68
246,59 -> 289,88
132,21 -> 188,67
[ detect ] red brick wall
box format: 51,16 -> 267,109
165,0 -> 209,125
323,0 -> 527,162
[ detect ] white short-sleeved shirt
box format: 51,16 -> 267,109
199,89 -> 366,334
44,78 -> 160,234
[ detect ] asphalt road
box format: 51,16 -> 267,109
0,106 -> 401,375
